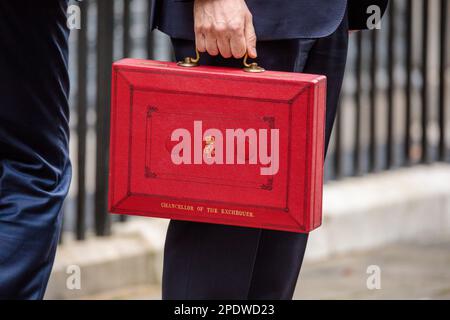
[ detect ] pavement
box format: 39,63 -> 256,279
294,238 -> 450,299
81,237 -> 450,300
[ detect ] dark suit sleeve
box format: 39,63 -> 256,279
347,0 -> 389,30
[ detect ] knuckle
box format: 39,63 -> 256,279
214,23 -> 227,34
228,21 -> 243,33
203,24 -> 213,33
194,25 -> 203,34
247,33 -> 257,43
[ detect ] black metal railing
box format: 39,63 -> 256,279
64,0 -> 449,240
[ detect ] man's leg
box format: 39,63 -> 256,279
0,1 -> 71,299
163,221 -> 261,299
247,13 -> 349,300
162,38 -> 317,299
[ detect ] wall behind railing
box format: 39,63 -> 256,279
62,0 -> 449,240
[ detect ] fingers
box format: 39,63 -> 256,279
197,25 -> 239,58
245,14 -> 257,58
196,24 -> 256,59
195,22 -> 220,56
205,32 -> 219,56
229,30 -> 246,58
195,32 -> 207,53
217,35 -> 232,58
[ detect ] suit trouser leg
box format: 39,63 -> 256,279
247,14 -> 349,300
163,16 -> 348,299
0,1 -> 71,299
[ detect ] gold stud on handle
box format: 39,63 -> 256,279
243,54 -> 265,73
177,49 -> 200,67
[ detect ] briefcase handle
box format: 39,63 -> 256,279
177,48 -> 265,73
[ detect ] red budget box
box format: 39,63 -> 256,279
108,58 -> 326,233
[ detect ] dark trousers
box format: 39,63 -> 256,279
0,1 -> 70,299
163,15 -> 349,300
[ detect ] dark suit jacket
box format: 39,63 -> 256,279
153,0 -> 388,41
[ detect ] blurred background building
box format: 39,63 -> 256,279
46,0 -> 450,299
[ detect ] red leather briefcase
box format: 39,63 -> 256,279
108,56 -> 326,233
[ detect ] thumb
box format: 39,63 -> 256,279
244,15 -> 257,58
